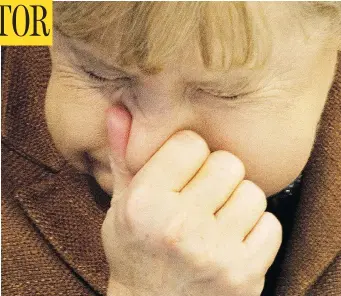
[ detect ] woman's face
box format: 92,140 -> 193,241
45,24 -> 338,197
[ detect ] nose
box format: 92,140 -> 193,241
123,88 -> 198,175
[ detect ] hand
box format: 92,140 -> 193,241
101,105 -> 282,296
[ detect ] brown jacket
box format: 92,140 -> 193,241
1,47 -> 341,296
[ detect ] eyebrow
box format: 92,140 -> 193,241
55,26 -> 134,76
57,28 -> 258,95
69,43 -> 135,78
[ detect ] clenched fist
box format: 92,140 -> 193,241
102,105 -> 282,296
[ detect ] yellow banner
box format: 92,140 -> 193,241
0,0 -> 52,45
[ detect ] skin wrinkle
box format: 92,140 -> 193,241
54,25 -> 266,97
63,38 -> 261,99
46,5 -> 339,196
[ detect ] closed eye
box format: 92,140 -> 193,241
84,69 -> 131,83
85,70 -> 109,82
82,68 -> 132,89
197,88 -> 240,100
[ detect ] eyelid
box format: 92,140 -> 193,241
81,66 -> 130,82
197,87 -> 240,100
85,70 -> 109,82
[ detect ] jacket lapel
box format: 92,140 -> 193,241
3,46 -> 112,295
14,165 -> 110,295
1,47 -> 65,172
277,53 -> 341,295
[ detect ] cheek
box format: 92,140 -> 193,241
196,102 -> 319,196
45,77 -> 112,169
60,104 -> 107,146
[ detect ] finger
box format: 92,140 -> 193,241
244,212 -> 283,271
134,130 -> 210,192
180,150 -> 245,213
216,180 -> 267,239
106,104 -> 133,203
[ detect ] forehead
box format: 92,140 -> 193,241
54,2 -> 283,73
54,2 -> 326,90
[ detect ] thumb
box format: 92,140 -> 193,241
106,104 -> 133,203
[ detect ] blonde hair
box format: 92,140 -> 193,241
54,2 -> 341,74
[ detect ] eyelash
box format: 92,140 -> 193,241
84,70 -> 120,83
83,69 -> 239,100
197,88 -> 239,100
85,70 -> 109,82
83,69 -> 132,91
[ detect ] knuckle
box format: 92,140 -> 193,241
171,130 -> 210,162
173,130 -> 209,151
230,272 -> 245,289
161,221 -> 185,249
227,270 -> 264,295
124,190 -> 183,246
191,255 -> 213,271
227,270 -> 251,291
124,186 -> 150,232
263,212 -> 282,233
209,150 -> 245,177
242,180 -> 267,211
261,212 -> 283,245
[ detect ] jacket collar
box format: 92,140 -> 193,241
3,47 -> 341,295
14,165 -> 109,295
2,47 -> 109,294
2,47 -> 65,172
276,52 -> 341,294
